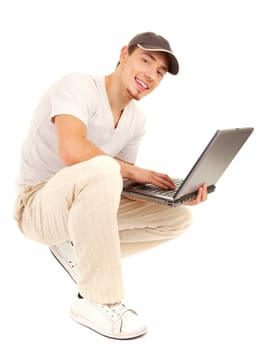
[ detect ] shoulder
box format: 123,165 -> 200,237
52,73 -> 101,92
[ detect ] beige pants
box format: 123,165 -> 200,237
14,156 -> 192,304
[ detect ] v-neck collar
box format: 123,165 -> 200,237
99,76 -> 127,130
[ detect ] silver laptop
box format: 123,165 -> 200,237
122,127 -> 254,207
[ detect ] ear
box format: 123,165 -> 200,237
119,45 -> 129,63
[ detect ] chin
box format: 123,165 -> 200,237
133,94 -> 142,101
128,89 -> 146,101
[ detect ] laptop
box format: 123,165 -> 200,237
122,127 -> 254,207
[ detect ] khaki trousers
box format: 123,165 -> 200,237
13,156 -> 192,304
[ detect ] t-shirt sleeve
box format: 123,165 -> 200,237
49,73 -> 96,125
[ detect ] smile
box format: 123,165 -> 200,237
135,78 -> 148,90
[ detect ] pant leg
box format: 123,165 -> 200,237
118,197 -> 192,257
14,156 -> 124,304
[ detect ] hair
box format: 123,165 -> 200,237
116,45 -> 138,69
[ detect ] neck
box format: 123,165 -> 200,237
105,73 -> 131,112
105,73 -> 132,128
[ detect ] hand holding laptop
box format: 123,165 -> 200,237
186,184 -> 208,206
122,163 -> 208,206
123,128 -> 254,207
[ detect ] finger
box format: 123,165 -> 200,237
151,177 -> 171,189
186,185 -> 207,206
202,190 -> 208,201
200,184 -> 208,201
194,186 -> 203,203
160,174 -> 176,188
152,174 -> 175,189
186,199 -> 198,206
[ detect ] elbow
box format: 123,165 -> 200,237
58,145 -> 77,166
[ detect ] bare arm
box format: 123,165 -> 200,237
54,114 -> 175,189
115,158 -> 175,189
54,114 -> 208,204
54,114 -> 105,164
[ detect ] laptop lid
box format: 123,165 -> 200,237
174,127 -> 254,199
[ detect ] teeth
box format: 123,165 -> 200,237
136,78 -> 148,89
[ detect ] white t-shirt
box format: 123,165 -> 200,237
17,73 -> 146,186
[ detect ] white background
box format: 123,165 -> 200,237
0,0 -> 266,349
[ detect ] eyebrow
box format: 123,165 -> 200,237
143,52 -> 168,72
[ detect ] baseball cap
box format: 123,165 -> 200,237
128,32 -> 179,75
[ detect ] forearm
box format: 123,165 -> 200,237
58,136 -> 106,166
115,157 -> 175,190
59,137 -> 135,180
114,157 -> 135,179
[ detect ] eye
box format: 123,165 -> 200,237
142,58 -> 149,64
157,70 -> 164,78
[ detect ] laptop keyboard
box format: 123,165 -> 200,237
138,177 -> 184,197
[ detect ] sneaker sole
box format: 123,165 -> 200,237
49,245 -> 78,283
70,309 -> 147,340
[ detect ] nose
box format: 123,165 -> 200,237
144,67 -> 156,81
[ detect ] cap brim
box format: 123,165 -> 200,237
137,43 -> 179,75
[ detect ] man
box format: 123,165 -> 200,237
13,32 -> 208,340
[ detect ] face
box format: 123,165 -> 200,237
118,46 -> 169,101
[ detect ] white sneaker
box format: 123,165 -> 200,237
70,295 -> 147,339
49,241 -> 77,283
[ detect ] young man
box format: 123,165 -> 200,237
13,32 -> 208,340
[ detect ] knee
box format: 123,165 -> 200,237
92,155 -> 121,176
88,156 -> 122,189
62,155 -> 122,193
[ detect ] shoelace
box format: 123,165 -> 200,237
99,303 -> 136,321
